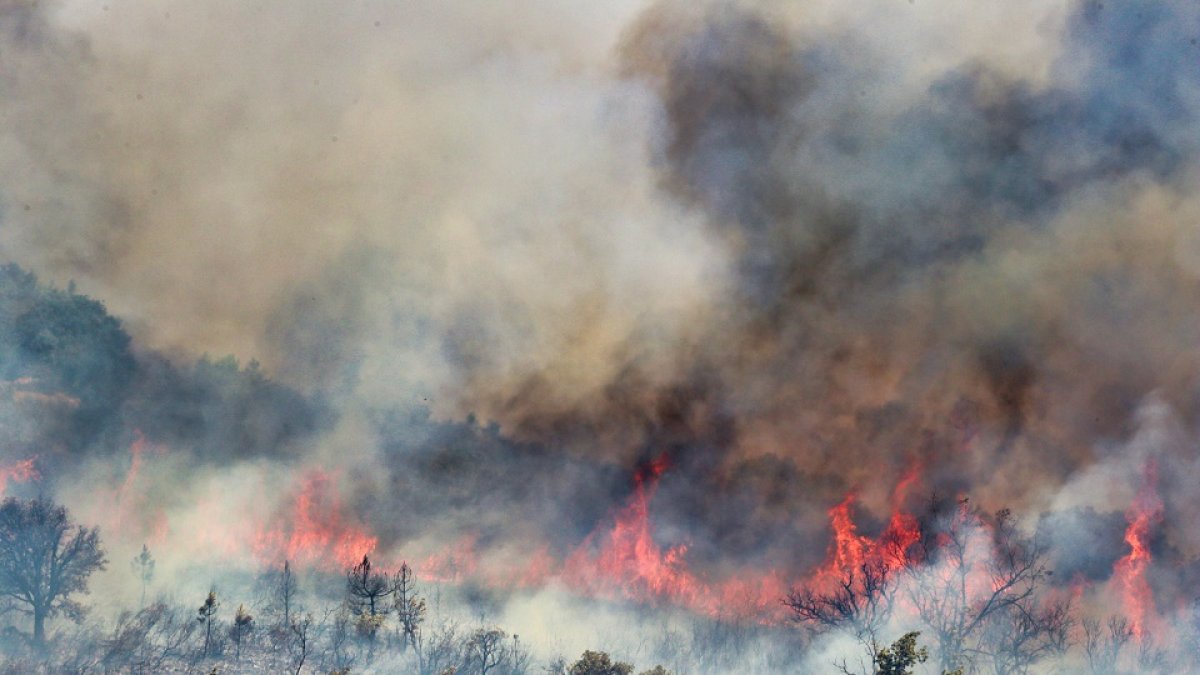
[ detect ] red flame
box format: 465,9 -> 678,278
421,534 -> 483,583
1113,461 -> 1163,641
254,470 -> 378,569
563,455 -> 703,603
811,461 -> 922,590
114,431 -> 169,544
558,455 -> 787,620
0,456 -> 38,496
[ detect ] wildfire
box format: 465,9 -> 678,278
0,456 -> 38,496
563,455 -> 703,605
811,462 -> 922,590
559,455 -> 789,620
1113,461 -> 1163,641
254,470 -> 378,569
114,431 -> 169,543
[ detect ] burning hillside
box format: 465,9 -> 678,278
1,0 -> 1199,672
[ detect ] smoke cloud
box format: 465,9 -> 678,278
2,0 -> 1200,670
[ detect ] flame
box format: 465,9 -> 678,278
420,534 -> 482,583
563,455 -> 703,604
880,463 -> 922,569
114,431 -> 169,544
1113,461 -> 1163,641
254,470 -> 377,569
0,456 -> 38,496
811,462 -> 922,590
558,455 -> 787,620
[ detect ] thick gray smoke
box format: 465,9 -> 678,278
2,0 -> 1200,670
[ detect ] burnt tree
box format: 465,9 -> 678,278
347,554 -> 392,644
393,561 -> 426,652
907,502 -> 1064,673
786,558 -> 898,675
196,589 -> 220,658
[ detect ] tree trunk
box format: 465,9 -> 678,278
32,605 -> 45,650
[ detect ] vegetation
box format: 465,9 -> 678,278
130,545 -> 154,609
0,263 -> 329,464
0,496 -> 107,649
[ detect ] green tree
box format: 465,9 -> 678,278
875,632 -> 928,675
569,650 -> 634,675
0,496 -> 107,648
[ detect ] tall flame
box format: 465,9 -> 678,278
563,455 -> 702,604
812,461 -> 922,590
1113,460 -> 1162,641
254,470 -> 378,569
560,455 -> 787,619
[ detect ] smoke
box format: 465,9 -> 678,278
2,0 -> 1200,669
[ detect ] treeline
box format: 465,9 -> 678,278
0,491 -> 999,675
0,263 -> 329,463
0,494 -> 683,674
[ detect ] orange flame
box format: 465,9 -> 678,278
254,470 -> 377,569
0,456 -> 38,496
812,462 -> 922,590
558,455 -> 787,620
1113,461 -> 1162,641
114,431 -> 169,544
563,455 -> 703,604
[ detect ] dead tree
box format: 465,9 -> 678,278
259,559 -> 300,627
785,558 -> 898,675
347,555 -> 392,618
289,612 -> 312,675
907,503 -> 1059,674
100,602 -> 197,674
393,561 -> 427,652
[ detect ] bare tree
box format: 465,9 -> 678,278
394,561 -> 427,652
289,612 -> 313,675
0,496 -> 107,649
321,605 -> 356,673
907,503 -> 1059,674
786,558 -> 898,674
416,620 -> 466,675
130,544 -> 155,609
1081,614 -> 1171,674
257,559 -> 301,629
978,595 -> 1071,675
100,602 -> 196,674
1083,617 -> 1132,675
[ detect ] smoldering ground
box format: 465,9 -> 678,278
1,0 -> 1200,670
